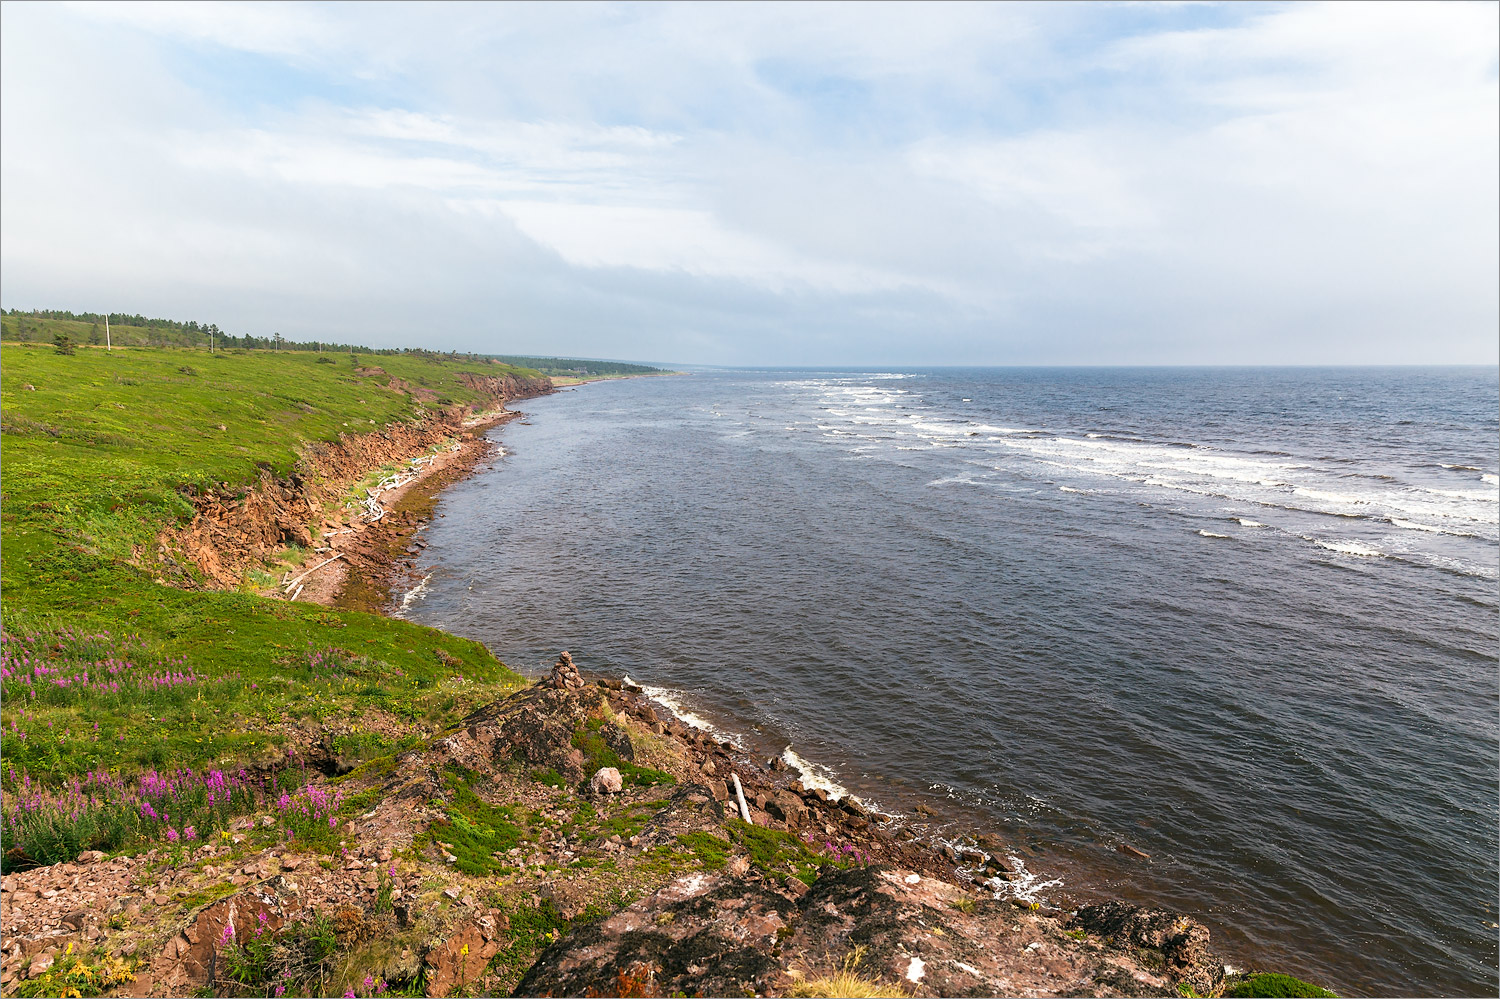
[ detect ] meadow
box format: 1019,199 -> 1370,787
0,341 -> 543,868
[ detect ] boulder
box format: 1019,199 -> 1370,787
423,923 -> 499,998
589,767 -> 624,796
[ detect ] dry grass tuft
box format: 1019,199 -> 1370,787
785,945 -> 909,998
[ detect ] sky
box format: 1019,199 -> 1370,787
1,1 -> 1496,366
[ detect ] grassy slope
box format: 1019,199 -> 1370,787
0,343 -> 542,787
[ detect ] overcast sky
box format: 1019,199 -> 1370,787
2,1 -> 1496,365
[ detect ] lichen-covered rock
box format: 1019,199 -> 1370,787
512,873 -> 796,998
514,864 -> 1212,998
1071,901 -> 1221,996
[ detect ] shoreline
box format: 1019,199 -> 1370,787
324,399 -> 1106,909
366,402 -> 1308,996
297,407 -> 525,613
0,357 -> 1332,997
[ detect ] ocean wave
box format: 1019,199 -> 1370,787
1485,473 -> 1499,486
1390,518 -> 1478,538
1058,486 -> 1087,494
1198,530 -> 1231,539
395,573 -> 432,615
1311,539 -> 1384,557
624,677 -> 742,745
980,856 -> 1063,904
781,746 -> 849,800
1237,518 -> 1265,528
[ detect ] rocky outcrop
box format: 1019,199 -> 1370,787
423,916 -> 509,998
514,873 -> 796,998
515,864 -> 1224,998
1071,902 -> 1221,997
0,670 -> 1236,999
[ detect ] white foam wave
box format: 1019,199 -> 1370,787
1198,530 -> 1231,539
1237,519 -> 1265,528
781,746 -> 849,801
1294,486 -> 1363,505
395,573 -> 432,614
981,856 -> 1063,904
1313,539 -> 1384,557
1058,486 -> 1087,494
1483,473 -> 1499,486
1390,517 -> 1478,538
623,677 -> 741,745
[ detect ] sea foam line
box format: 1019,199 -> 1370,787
623,676 -> 742,746
781,746 -> 850,801
980,856 -> 1064,904
395,572 -> 433,615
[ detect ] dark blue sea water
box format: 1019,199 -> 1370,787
405,367 -> 1499,997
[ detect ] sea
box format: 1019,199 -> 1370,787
402,366 -> 1498,997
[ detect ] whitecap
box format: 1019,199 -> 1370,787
1058,486 -> 1087,494
1294,487 -> 1363,505
1390,517 -> 1478,538
1237,519 -> 1265,528
1198,530 -> 1231,539
1313,539 -> 1384,557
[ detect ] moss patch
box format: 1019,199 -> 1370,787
426,767 -> 525,876
677,831 -> 731,871
1225,973 -> 1337,998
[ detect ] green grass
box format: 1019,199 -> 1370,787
486,898 -> 573,990
426,766 -> 526,876
677,830 -> 731,870
0,343 -> 542,801
9,948 -> 138,998
1224,973 -> 1337,998
176,881 -> 240,911
570,717 -> 677,788
726,819 -> 825,885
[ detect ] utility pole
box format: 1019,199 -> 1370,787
105,314 -> 111,352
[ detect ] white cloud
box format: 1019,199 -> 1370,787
62,0 -> 338,61
3,1 -> 1496,364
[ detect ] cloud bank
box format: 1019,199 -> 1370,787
2,1 -> 1495,365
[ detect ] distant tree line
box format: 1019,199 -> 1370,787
0,309 -> 389,354
2,310 -> 666,375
